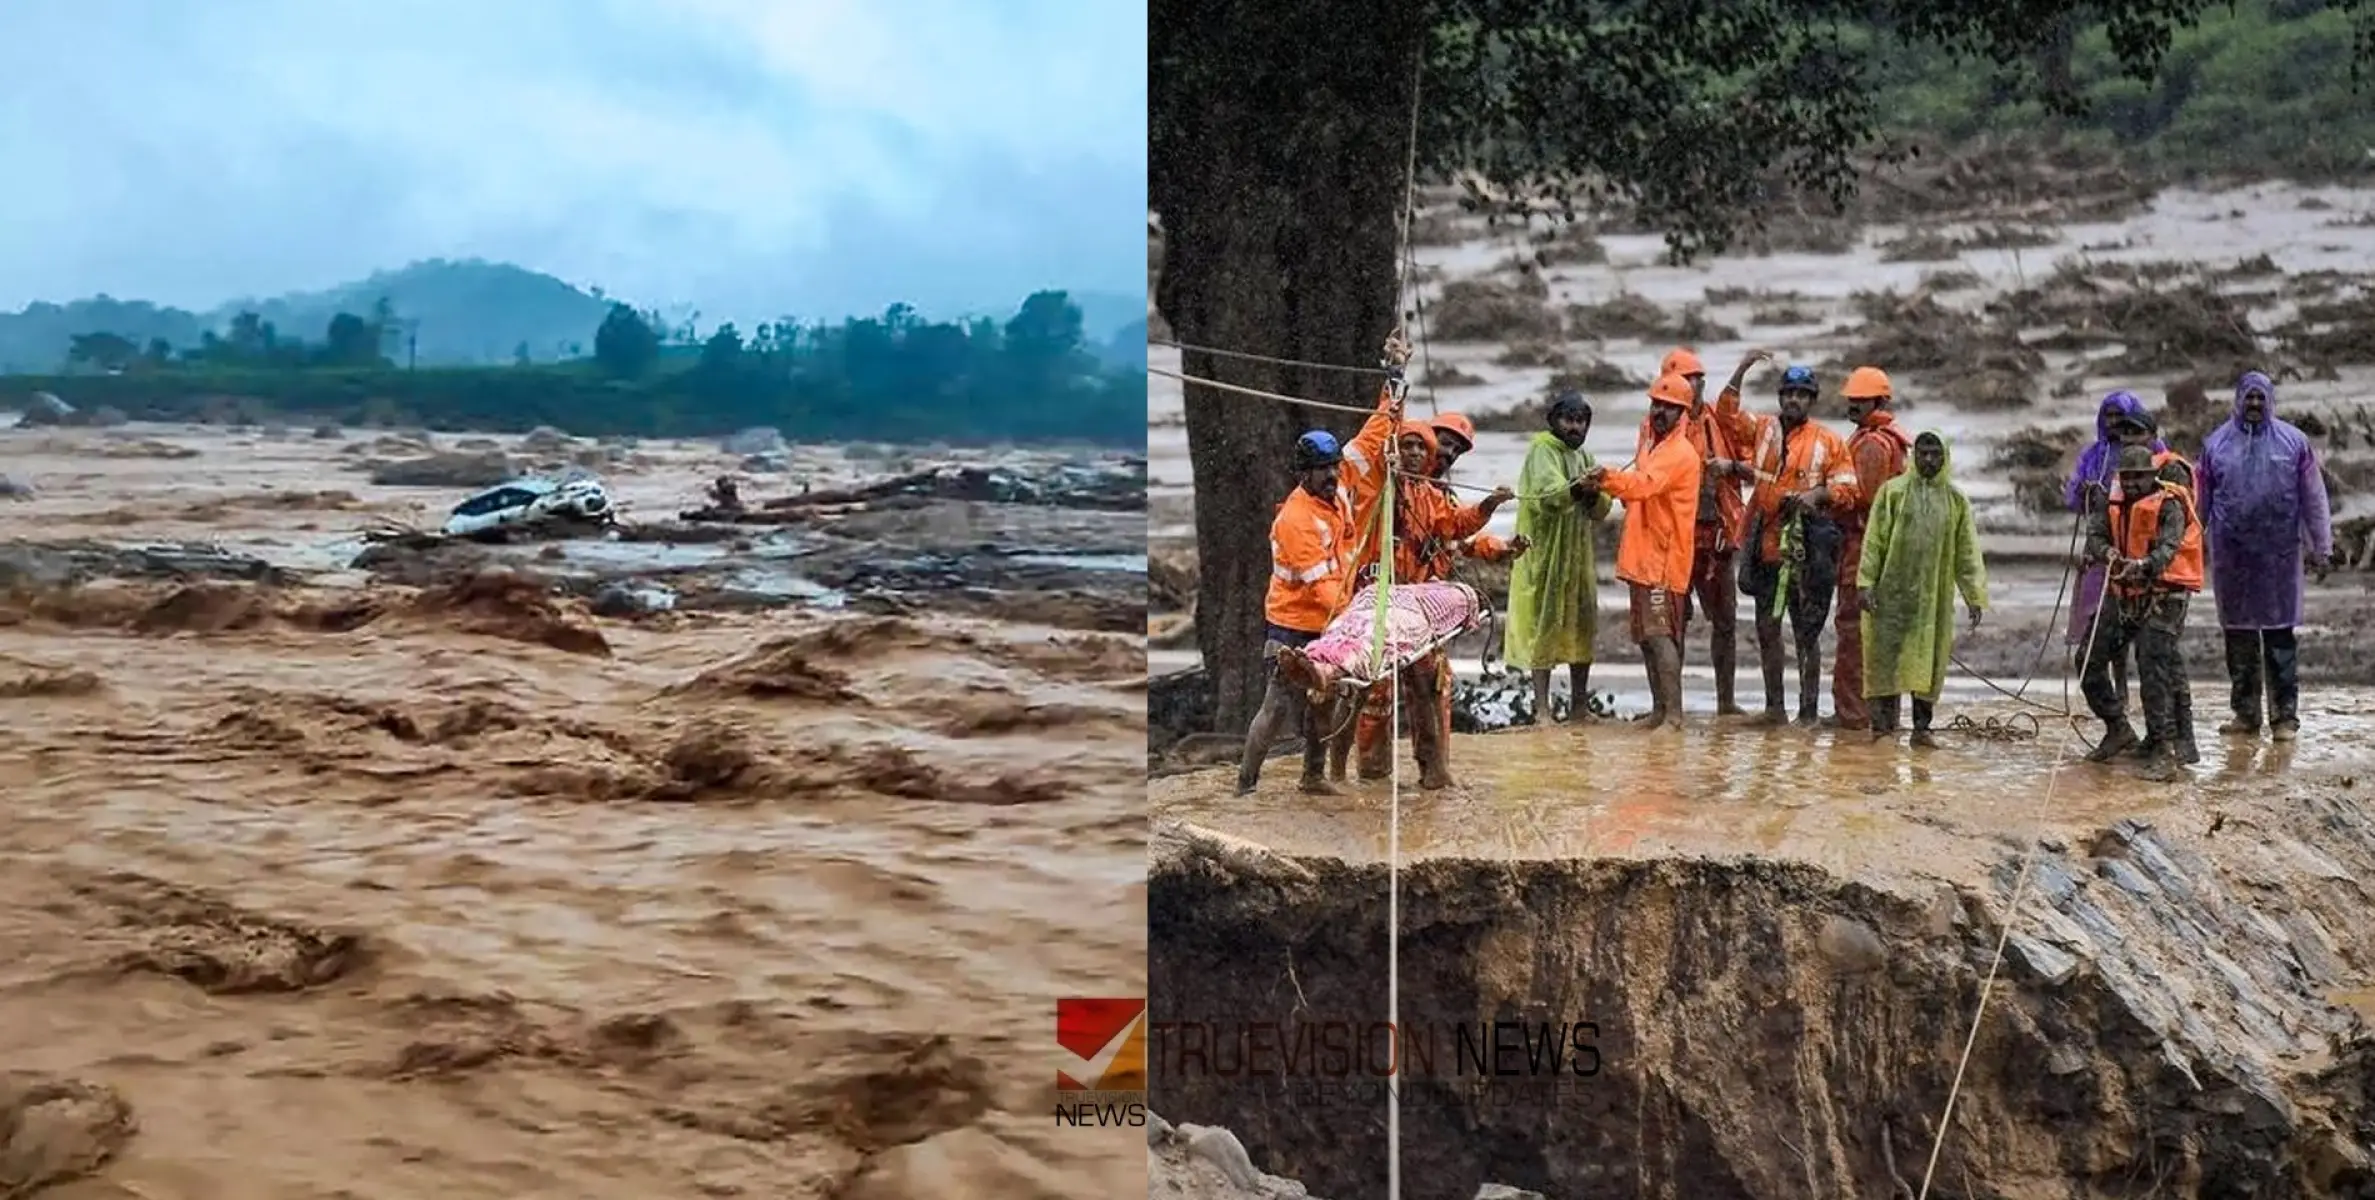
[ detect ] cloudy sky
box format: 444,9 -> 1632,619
0,0 -> 1145,322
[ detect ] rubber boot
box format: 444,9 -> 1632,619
2136,745 -> 2183,783
1408,666 -> 1454,790
2174,731 -> 2200,765
1569,663 -> 1597,722
2270,633 -> 2301,741
2086,720 -> 2138,763
1713,635 -> 1743,716
1870,695 -> 1899,741
1298,711 -> 1338,796
1909,697 -> 1938,749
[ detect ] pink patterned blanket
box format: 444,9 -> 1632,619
1299,581 -> 1485,687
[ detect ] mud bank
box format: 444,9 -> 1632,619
1149,701 -> 2375,1200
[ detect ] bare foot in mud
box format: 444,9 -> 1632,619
1273,647 -> 1328,694
1298,776 -> 1340,797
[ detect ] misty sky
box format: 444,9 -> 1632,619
0,0 -> 1146,323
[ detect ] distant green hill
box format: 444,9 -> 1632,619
0,260 -> 1148,374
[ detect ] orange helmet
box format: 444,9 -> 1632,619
1430,413 -> 1477,454
1660,348 -> 1705,378
1648,373 -> 1694,409
1841,366 -> 1893,401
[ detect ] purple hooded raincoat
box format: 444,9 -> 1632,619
2197,371 -> 2333,630
2063,390 -> 2168,644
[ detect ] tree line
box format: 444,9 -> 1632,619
22,289 -> 1143,445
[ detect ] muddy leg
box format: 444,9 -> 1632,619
1870,694 -> 1899,738
2220,628 -> 2263,734
1699,550 -> 1742,715
1635,640 -> 1667,729
1527,668 -> 1551,726
1753,607 -> 1787,723
1568,662 -> 1593,721
1234,676 -> 1301,795
1408,656 -> 1454,790
1353,681 -> 1395,781
2081,615 -> 2140,762
1833,576 -> 1868,731
1647,637 -> 1686,733
1297,695 -> 1339,795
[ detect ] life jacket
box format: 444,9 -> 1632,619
2109,482 -> 2205,595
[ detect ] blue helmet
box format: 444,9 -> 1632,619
1292,429 -> 1342,471
1778,364 -> 1818,395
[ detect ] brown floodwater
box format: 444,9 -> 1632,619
0,425 -> 1148,1198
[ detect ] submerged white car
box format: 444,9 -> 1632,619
442,474 -> 613,537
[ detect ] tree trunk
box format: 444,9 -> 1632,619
1152,0 -> 1428,734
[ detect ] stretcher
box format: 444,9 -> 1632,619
1274,581 -> 1487,695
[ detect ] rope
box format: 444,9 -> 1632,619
1384,43 -> 1423,1200
1156,339 -> 1389,376
1915,548 -> 2113,1198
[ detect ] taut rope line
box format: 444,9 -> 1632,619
1383,41 -> 1425,1200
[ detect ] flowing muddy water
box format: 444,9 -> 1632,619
0,424 -> 1148,1198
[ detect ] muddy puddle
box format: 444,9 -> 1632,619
0,422 -> 1148,1198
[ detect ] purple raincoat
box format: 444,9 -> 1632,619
2063,390 -> 2169,644
2198,372 -> 2334,630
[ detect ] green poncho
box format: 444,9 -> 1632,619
1857,433 -> 1989,700
1504,431 -> 1614,669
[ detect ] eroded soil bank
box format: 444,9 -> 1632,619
1150,700 -> 2375,1199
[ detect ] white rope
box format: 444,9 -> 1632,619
1916,568 -> 2112,1196
1385,43 -> 1423,1200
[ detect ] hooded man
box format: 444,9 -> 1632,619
1507,390 -> 1614,722
1336,419 -> 1515,787
2198,370 -> 2334,742
2066,391 -> 2166,707
1634,347 -> 1764,714
1833,366 -> 1914,731
1236,429 -> 1357,796
1587,373 -> 1703,730
2079,443 -> 2205,781
1856,431 -> 1988,747
1737,364 -> 1858,726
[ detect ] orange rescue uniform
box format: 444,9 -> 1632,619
1262,484 -> 1355,634
1832,410 -> 1912,727
1349,432 -> 1496,777
1744,417 -> 1858,564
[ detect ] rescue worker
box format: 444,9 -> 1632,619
1235,430 -> 1356,796
1737,364 -> 1857,726
1833,366 -> 1913,731
2120,410 -> 2201,764
2066,391 -> 2166,709
1585,373 -> 1703,731
1506,390 -> 1613,723
2079,443 -> 2204,782
1856,431 -> 1988,747
1338,420 -> 1515,787
1635,348 -> 1760,715
2198,370 -> 2335,742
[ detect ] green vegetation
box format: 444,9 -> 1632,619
1869,0 -> 2375,178
3,290 -> 1145,445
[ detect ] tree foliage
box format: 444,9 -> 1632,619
6,290 -> 1143,445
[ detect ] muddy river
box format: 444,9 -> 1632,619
0,425 -> 1147,1198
